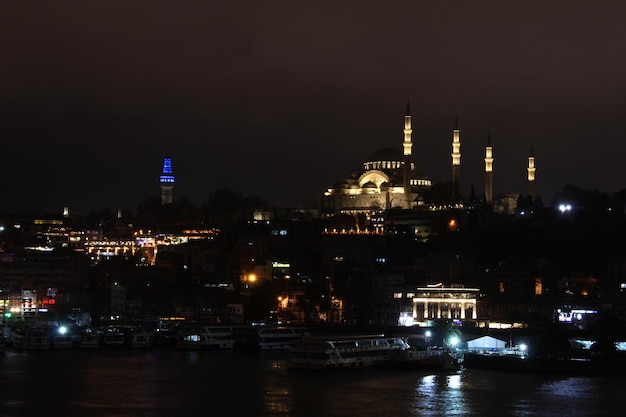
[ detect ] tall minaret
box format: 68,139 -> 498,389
527,145 -> 536,201
402,101 -> 413,209
160,155 -> 175,205
451,116 -> 461,201
484,131 -> 494,204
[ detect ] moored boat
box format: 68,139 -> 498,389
74,327 -> 100,348
462,351 -> 626,376
177,325 -> 236,350
389,348 -> 460,370
287,334 -> 410,370
129,329 -> 153,348
49,326 -> 74,349
11,325 -> 52,350
98,326 -> 126,348
236,326 -> 306,351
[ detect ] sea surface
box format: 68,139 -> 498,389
1,347 -> 625,417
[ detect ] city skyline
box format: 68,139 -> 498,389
2,2 -> 626,215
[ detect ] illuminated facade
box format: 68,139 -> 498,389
322,103 -> 432,215
408,284 -> 479,322
321,104 -> 543,214
160,156 -> 175,205
83,229 -> 218,265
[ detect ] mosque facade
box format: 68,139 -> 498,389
321,102 -> 538,217
321,103 -> 433,216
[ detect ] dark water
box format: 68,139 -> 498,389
2,347 -> 625,417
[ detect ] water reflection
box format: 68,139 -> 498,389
414,372 -> 467,416
264,356 -> 292,415
4,349 -> 626,417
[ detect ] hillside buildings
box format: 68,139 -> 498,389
2,103 -> 626,334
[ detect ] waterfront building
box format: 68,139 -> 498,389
392,283 -> 479,326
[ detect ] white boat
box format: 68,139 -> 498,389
236,326 -> 306,351
98,326 -> 126,348
287,334 -> 410,370
177,325 -> 235,350
49,326 -> 74,349
389,348 -> 460,370
11,325 -> 52,350
74,328 -> 100,348
129,330 -> 153,348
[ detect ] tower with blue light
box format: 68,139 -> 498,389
160,156 -> 175,205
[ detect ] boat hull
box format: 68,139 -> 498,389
287,335 -> 411,370
462,352 -> 626,376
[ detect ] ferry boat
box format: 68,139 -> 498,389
74,327 -> 100,348
235,326 -> 306,350
129,330 -> 153,348
287,334 -> 410,370
389,348 -> 460,370
461,350 -> 626,376
98,326 -> 126,348
177,325 -> 236,350
49,326 -> 74,349
11,325 -> 52,350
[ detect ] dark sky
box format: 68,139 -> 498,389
2,1 -> 626,216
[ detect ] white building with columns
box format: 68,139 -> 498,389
396,283 -> 479,324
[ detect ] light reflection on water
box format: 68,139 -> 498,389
414,372 -> 467,416
3,349 -> 626,417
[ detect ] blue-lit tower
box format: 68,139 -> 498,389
160,156 -> 175,205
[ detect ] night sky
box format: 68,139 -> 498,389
2,1 -> 626,216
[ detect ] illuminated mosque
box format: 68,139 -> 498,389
321,102 -> 537,216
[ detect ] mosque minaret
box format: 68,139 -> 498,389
402,101 -> 414,209
321,103 -> 539,216
484,131 -> 494,204
527,145 -> 536,201
451,117 -> 461,201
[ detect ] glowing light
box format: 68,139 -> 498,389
447,374 -> 462,389
398,312 -> 414,327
